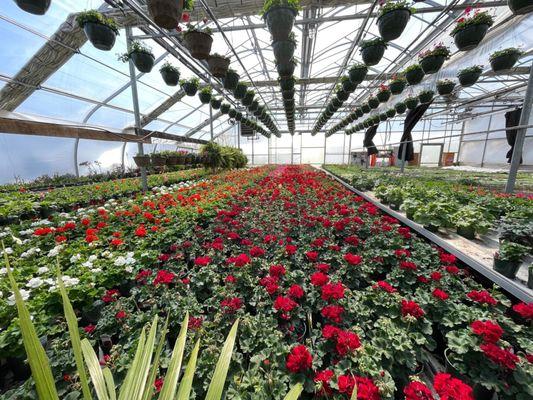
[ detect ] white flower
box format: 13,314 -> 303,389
0,232 -> 8,239
7,289 -> 30,305
19,229 -> 34,236
2,247 -> 13,255
82,261 -> 93,268
47,245 -> 63,258
90,268 -> 102,274
0,268 -> 8,275
125,265 -> 133,273
11,236 -> 23,245
44,278 -> 55,286
27,277 -> 44,288
62,276 -> 79,287
70,254 -> 81,263
37,267 -> 49,274
88,255 -> 98,262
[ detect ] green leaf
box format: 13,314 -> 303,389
158,312 -> 189,400
2,243 -> 59,400
176,339 -> 201,400
204,319 -> 239,400
141,316 -> 169,400
56,260 -> 93,400
283,383 -> 303,400
103,369 -> 116,400
81,338 -> 111,400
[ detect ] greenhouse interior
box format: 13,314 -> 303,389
0,0 -> 532,399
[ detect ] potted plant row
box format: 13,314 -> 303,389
77,10 -> 119,51
119,41 -> 155,73
377,0 -> 415,41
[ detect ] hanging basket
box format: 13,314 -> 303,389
452,24 -> 490,51
342,79 -> 357,93
147,0 -> 183,30
210,98 -> 222,109
183,31 -> 213,60
233,83 -> 248,99
337,90 -> 349,102
83,22 -> 117,51
248,100 -> 259,112
377,9 -> 411,41
282,90 -> 294,100
131,51 -> 155,73
494,258 -> 521,279
368,97 -> 379,109
280,78 -> 295,91
490,53 -> 521,72
151,154 -> 167,167
133,155 -> 151,168
379,113 -> 388,121
349,65 -> 368,84
181,82 -> 198,96
160,69 -> 180,86
395,102 -> 407,114
389,80 -> 406,94
418,91 -> 434,104
508,0 -> 533,14
223,70 -> 240,91
272,40 -> 296,64
405,97 -> 419,109
458,70 -> 482,87
263,6 -> 298,42
405,67 -> 425,85
355,108 -> 364,117
361,44 -> 386,66
208,55 -> 230,78
199,91 -> 211,104
220,104 -> 231,114
277,60 -> 296,78
242,91 -> 255,106
437,81 -> 456,95
386,109 -> 396,118
377,90 -> 391,103
361,104 -> 371,113
15,0 -> 51,15
420,55 -> 446,74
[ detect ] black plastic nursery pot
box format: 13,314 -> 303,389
15,0 -> 51,15
131,51 -> 155,73
337,90 -> 349,102
342,79 -> 357,93
361,44 -> 386,66
242,91 -> 255,106
182,82 -> 198,96
199,92 -> 211,104
452,24 -> 490,51
228,109 -> 237,118
282,90 -> 294,100
263,6 -> 297,42
161,69 -> 180,86
133,155 -> 151,168
223,70 -> 240,91
379,113 -> 388,121
389,80 -> 406,95
279,78 -> 295,91
377,90 -> 391,102
458,70 -> 482,87
457,226 -> 475,240
437,82 -> 456,95
220,105 -> 230,114
272,40 -> 296,63
418,92 -> 434,104
368,97 -> 379,109
508,0 -> 533,14
494,258 -> 521,279
208,55 -> 230,78
183,31 -> 213,60
210,98 -> 222,109
248,100 -> 259,112
233,83 -> 248,99
395,102 -> 407,114
147,0 -> 183,30
377,8 -> 411,41
83,22 -> 117,51
444,351 -> 496,400
355,108 -> 364,117
405,68 -> 425,85
277,60 -> 297,78
490,53 -> 521,72
420,55 -> 446,74
349,66 -> 368,84
405,98 -> 419,110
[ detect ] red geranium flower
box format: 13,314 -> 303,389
314,369 -> 334,396
274,296 -> 298,313
102,289 -> 120,303
338,375 -> 380,400
115,310 -> 127,319
335,330 -> 361,356
311,271 -> 330,287
440,253 -> 456,264
286,345 -> 313,373
479,343 -> 519,370
84,325 -> 96,334
374,280 -> 396,293
288,284 -> 305,299
286,244 -> 297,255
321,282 -> 345,301
512,302 -> 533,319
225,275 -> 237,284
228,253 -> 251,267
321,304 -> 345,323
400,261 -> 417,271
322,324 -> 340,339
434,373 -> 473,400
306,251 -> 319,262
404,381 -> 434,400
269,264 -> 286,277
344,253 -> 362,265
154,378 -> 164,393
249,246 -> 265,257
467,290 -> 497,306
110,238 -> 124,247
432,288 -> 449,300
153,270 -> 175,285
135,225 -> 147,237
194,256 -> 211,266
401,299 -> 425,319
220,297 -> 243,313
470,320 -> 503,343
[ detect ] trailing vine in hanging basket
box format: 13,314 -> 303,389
118,41 -> 155,73
198,86 -> 213,104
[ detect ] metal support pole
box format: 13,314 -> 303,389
400,140 -> 407,173
506,61 -> 533,193
125,26 -> 147,192
74,138 -> 80,177
323,134 -> 327,165
209,78 -> 214,141
268,136 -> 271,165
456,121 -> 466,163
121,142 -> 127,173
342,134 -> 346,165
480,102 -> 495,168
291,135 -> 294,165
237,123 -> 241,150
348,133 -> 352,165
251,134 -> 255,166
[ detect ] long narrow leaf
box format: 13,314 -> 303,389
176,339 -> 200,400
118,327 -> 147,400
204,319 -> 239,400
141,316 -> 169,400
283,383 -> 303,400
158,312 -> 189,400
103,368 -> 116,400
2,245 -> 59,400
350,377 -> 358,400
81,338 -> 111,400
56,260 -> 93,400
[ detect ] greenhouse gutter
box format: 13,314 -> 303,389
321,168 -> 533,303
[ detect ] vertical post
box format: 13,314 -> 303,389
125,26 -> 147,192
342,134 -> 346,164
348,133 -> 352,165
268,136 -> 271,165
251,134 -> 255,166
209,79 -> 214,142
291,134 -> 294,165
323,133 -> 327,165
456,121 -> 466,164
74,138 -> 80,177
400,140 -> 407,173
480,102 -> 495,168
237,123 -> 241,150
121,142 -> 126,173
506,61 -> 533,193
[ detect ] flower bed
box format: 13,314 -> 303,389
2,165 -> 531,399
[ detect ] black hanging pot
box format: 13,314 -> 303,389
379,113 -> 388,121
368,97 -> 379,109
208,55 -> 230,78
386,109 -> 396,118
133,155 -> 151,168
15,0 -> 51,15
405,97 -> 419,109
160,69 -> 180,86
248,100 -> 259,112
337,90 -> 349,102
220,104 -> 231,114
342,79 -> 357,92
508,0 -> 533,14
210,98 -> 222,109
83,22 -> 117,51
280,78 -> 295,91
361,104 -> 371,113
395,102 -> 407,114
377,90 -> 391,102
349,65 -> 368,84
277,60 -> 296,78
147,0 -> 183,30
332,97 -> 343,107
420,55 -> 446,74
233,83 -> 248,99
490,52 -> 522,72
199,91 -> 211,104
325,110 -> 333,118
235,112 -> 243,121
418,91 -> 434,104
242,90 -> 255,106
223,70 -> 240,91
228,109 -> 237,118
452,24 -> 490,51
355,108 -> 364,117
131,51 -> 155,73
361,44 -> 386,66
377,9 -> 411,41
181,82 -> 198,96
389,80 -> 406,94
282,90 -> 294,100
183,31 -> 213,60
405,67 -> 425,85
437,81 -> 456,95
458,70 -> 482,87
272,40 -> 296,63
263,6 -> 297,41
